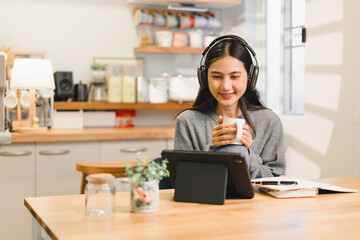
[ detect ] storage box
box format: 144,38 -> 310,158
116,110 -> 136,128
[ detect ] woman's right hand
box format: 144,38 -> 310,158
212,115 -> 237,147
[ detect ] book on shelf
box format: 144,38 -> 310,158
252,176 -> 357,199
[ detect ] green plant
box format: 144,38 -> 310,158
91,63 -> 106,71
125,152 -> 170,185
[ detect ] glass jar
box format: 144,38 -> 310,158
85,173 -> 116,216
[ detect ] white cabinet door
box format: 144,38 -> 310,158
99,140 -> 166,162
36,142 -> 99,196
0,143 -> 35,240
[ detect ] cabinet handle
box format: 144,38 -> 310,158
39,150 -> 70,155
0,151 -> 32,157
120,148 -> 147,153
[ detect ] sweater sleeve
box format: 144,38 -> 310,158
248,116 -> 286,179
174,115 -> 195,151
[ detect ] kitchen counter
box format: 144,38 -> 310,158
10,126 -> 175,143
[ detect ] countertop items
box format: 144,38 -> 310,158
25,177 -> 360,240
11,126 -> 175,143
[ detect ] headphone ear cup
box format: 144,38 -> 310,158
197,65 -> 207,89
249,65 -> 259,91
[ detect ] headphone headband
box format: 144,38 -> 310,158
199,35 -> 257,68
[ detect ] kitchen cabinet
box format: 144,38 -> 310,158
36,142 -> 99,196
0,143 -> 35,240
99,139 -> 167,191
99,139 -> 167,162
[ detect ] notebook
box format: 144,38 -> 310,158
259,187 -> 318,198
252,176 -> 357,199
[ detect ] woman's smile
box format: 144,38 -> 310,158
219,92 -> 235,99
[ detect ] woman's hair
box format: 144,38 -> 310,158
176,37 -> 266,136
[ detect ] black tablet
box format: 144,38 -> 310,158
161,150 -> 254,201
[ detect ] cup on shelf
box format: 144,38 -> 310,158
148,77 -> 168,103
172,32 -> 188,47
155,30 -> 173,47
134,8 -> 154,26
206,14 -> 222,29
165,12 -> 178,28
193,13 -> 207,28
153,11 -> 165,27
188,29 -> 204,48
179,12 -> 192,29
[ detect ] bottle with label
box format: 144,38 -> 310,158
122,76 -> 136,103
107,76 -> 122,103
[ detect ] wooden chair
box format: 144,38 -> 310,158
76,159 -> 151,194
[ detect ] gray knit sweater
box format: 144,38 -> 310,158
174,109 -> 286,179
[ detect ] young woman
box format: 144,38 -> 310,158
174,35 -> 286,179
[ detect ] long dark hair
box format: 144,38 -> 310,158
176,37 -> 266,136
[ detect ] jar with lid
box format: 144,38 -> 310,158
85,173 -> 116,216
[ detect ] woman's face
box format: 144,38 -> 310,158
207,56 -> 248,113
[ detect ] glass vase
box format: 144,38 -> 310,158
130,180 -> 159,213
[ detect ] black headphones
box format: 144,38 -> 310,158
197,35 -> 259,91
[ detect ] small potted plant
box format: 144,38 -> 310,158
90,63 -> 106,82
125,152 -> 170,213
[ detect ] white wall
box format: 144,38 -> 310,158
224,0 -> 360,178
0,0 -> 201,83
283,0 -> 359,178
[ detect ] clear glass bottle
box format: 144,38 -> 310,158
85,173 -> 116,216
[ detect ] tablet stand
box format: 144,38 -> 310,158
174,161 -> 228,205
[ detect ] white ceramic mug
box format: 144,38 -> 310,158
166,12 -> 177,28
4,90 -> 18,109
222,117 -> 245,145
193,14 -> 207,28
188,29 -> 203,48
20,90 -> 31,108
155,30 -> 173,47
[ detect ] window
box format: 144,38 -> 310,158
265,0 -> 306,114
283,0 -> 306,114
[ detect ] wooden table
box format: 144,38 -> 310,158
24,177 -> 360,240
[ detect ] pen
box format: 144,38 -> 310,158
253,181 -> 298,185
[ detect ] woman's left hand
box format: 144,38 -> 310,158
241,124 -> 253,149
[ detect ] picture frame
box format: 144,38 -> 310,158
92,57 -> 145,77
6,51 -> 46,80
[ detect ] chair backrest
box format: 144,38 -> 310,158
76,159 -> 154,194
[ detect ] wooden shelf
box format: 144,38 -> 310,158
54,101 -> 194,110
128,0 -> 242,9
134,46 -> 204,54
